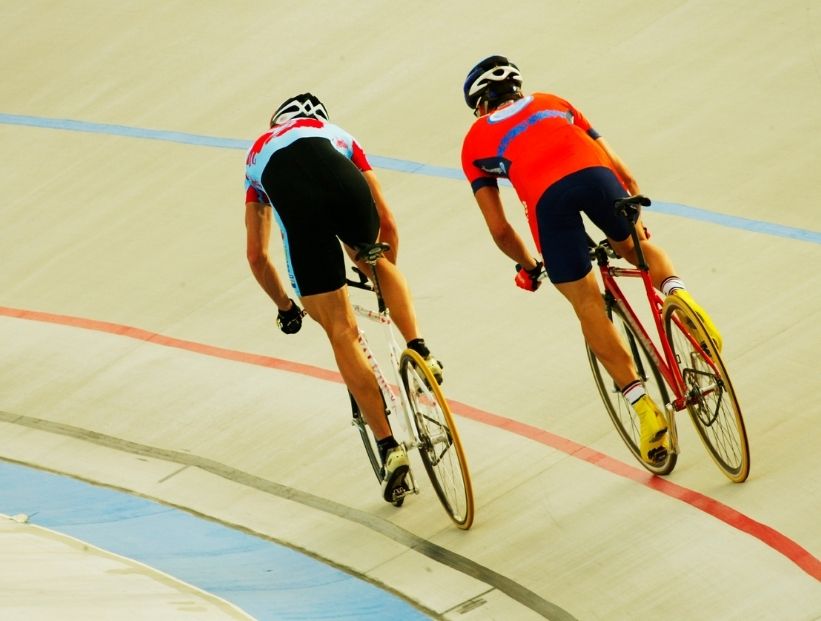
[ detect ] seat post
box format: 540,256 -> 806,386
354,242 -> 391,314
615,195 -> 651,272
367,258 -> 387,314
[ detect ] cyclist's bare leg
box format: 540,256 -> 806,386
300,287 -> 391,439
609,221 -> 722,349
608,218 -> 677,290
347,250 -> 421,344
555,270 -> 639,390
373,257 -> 422,341
376,223 -> 399,264
559,271 -> 669,462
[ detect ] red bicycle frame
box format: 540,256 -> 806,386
596,263 -> 690,412
591,199 -> 723,415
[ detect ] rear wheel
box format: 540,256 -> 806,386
400,350 -> 474,529
663,296 -> 750,482
587,300 -> 677,475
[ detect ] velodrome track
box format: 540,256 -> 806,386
1,2 -> 820,619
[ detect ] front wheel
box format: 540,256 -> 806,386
587,301 -> 677,475
399,350 -> 474,529
663,296 -> 750,483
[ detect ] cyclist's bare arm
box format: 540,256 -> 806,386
474,186 -> 539,270
245,201 -> 294,311
362,170 -> 399,263
594,137 -> 640,195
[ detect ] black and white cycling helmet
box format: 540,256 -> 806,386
270,92 -> 329,127
463,55 -> 523,113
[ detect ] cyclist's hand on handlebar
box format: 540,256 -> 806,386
514,260 -> 545,292
276,298 -> 305,334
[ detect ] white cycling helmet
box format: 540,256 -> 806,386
270,92 -> 329,127
463,55 -> 522,112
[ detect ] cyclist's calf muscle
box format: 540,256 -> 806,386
609,222 -> 677,291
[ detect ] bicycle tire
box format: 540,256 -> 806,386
587,300 -> 677,475
662,296 -> 750,482
399,349 -> 475,529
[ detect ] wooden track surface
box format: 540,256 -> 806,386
1,2 -> 819,619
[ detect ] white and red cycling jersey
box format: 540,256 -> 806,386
244,117 -> 372,204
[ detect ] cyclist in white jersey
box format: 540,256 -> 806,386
243,93 -> 442,501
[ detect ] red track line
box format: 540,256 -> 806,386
0,306 -> 342,383
2,305 -> 819,581
447,400 -> 821,581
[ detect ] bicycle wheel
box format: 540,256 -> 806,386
662,296 -> 750,482
350,391 -> 382,482
587,300 -> 677,475
399,349 -> 474,529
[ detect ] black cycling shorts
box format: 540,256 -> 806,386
535,166 -> 630,284
260,137 -> 379,296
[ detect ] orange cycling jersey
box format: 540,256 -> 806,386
461,92 -> 624,218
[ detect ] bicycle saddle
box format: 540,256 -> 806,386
614,194 -> 651,222
354,242 -> 391,264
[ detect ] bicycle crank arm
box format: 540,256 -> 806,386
401,443 -> 420,495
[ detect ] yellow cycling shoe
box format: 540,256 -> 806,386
633,395 -> 669,465
671,289 -> 723,352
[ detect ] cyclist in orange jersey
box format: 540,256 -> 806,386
461,55 -> 722,465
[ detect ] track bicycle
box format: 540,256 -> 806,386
345,243 -> 475,529
586,195 -> 750,482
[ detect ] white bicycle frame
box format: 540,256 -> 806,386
351,303 -> 420,495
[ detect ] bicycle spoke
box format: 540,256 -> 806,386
352,276 -> 474,525
400,350 -> 474,529
683,365 -> 746,471
418,416 -> 453,462
587,303 -> 676,475
664,298 -> 750,482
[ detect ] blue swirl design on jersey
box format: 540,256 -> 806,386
497,109 -> 574,157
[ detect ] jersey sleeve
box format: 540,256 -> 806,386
244,176 -> 270,204
350,139 -> 372,172
563,97 -> 601,140
461,130 -> 500,193
330,123 -> 372,172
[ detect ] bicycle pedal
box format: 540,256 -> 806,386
646,445 -> 668,465
391,483 -> 409,500
381,464 -> 410,503
385,480 -> 410,506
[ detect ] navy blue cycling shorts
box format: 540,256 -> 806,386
535,166 -> 630,284
260,137 -> 379,296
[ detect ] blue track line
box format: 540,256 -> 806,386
2,113 -> 819,245
0,460 -> 429,621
